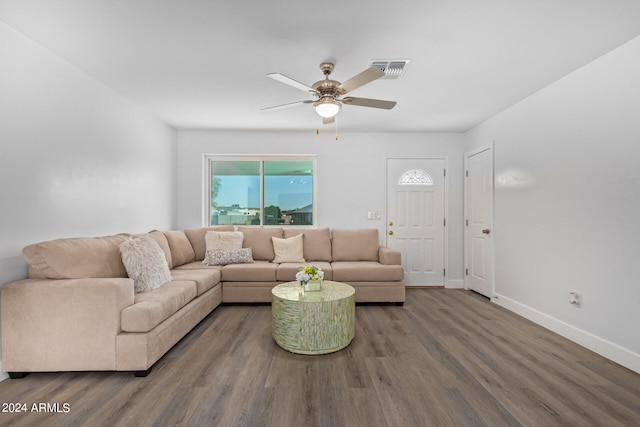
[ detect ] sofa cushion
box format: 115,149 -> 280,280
22,234 -> 130,279
119,236 -> 172,293
203,231 -> 244,264
331,261 -> 404,282
163,231 -> 196,267
172,261 -> 222,271
284,228 -> 332,262
331,229 -> 379,262
184,226 -> 235,261
206,248 -> 254,266
147,230 -> 173,268
170,269 -> 221,296
221,261 -> 278,281
276,261 -> 333,281
121,280 -> 197,333
272,233 -> 305,263
237,227 -> 283,261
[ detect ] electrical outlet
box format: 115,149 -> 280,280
569,291 -> 580,307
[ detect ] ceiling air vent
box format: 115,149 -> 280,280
367,59 -> 410,79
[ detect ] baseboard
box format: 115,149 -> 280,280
446,279 -> 464,289
492,293 -> 640,375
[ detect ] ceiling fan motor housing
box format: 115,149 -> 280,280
312,79 -> 342,96
312,63 -> 345,97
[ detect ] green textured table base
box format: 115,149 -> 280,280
272,281 -> 355,355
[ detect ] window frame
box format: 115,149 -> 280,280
204,154 -> 317,227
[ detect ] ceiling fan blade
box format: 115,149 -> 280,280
342,97 -> 397,110
261,100 -> 313,111
337,67 -> 385,94
267,73 -> 318,94
322,116 -> 335,125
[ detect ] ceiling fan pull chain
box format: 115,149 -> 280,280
335,117 -> 339,141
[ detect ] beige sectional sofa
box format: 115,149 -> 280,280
1,227 -> 404,378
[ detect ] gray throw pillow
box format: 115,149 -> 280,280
205,248 -> 254,266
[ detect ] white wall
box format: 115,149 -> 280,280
466,35 -> 640,372
177,130 -> 466,283
0,22 -> 177,373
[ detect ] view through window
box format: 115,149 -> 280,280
207,156 -> 315,226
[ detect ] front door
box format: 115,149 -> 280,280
465,144 -> 494,297
386,158 -> 446,286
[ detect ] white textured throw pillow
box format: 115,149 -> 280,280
271,233 -> 306,263
202,231 -> 244,264
119,236 -> 172,293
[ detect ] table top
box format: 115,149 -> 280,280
272,281 -> 355,302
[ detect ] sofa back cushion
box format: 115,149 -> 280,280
331,229 -> 379,262
162,231 -> 195,267
23,234 -> 130,279
283,228 -> 332,261
237,227 -> 283,261
146,230 -> 173,268
184,226 -> 235,261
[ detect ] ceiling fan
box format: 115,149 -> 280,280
262,62 -> 397,124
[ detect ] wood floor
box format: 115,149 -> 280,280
1,289 -> 639,427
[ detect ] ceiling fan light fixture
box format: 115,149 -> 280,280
314,99 -> 341,118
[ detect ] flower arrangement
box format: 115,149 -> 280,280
295,265 -> 324,285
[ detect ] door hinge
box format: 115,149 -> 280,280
465,219 -> 468,226
443,269 -> 446,276
443,218 -> 446,226
465,268 -> 469,276
444,169 -> 446,177
465,170 -> 469,177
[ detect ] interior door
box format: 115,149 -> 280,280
386,158 -> 445,286
465,145 -> 494,297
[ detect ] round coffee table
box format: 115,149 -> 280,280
271,281 -> 355,355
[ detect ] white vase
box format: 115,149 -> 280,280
303,280 -> 322,292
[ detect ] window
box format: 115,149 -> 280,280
399,169 -> 433,186
206,155 -> 316,226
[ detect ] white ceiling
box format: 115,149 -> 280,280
2,0 -> 640,132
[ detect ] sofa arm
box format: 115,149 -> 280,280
378,247 -> 401,265
1,278 -> 134,373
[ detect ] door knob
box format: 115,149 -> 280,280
388,221 -> 394,226
482,229 -> 491,234
388,230 -> 394,236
